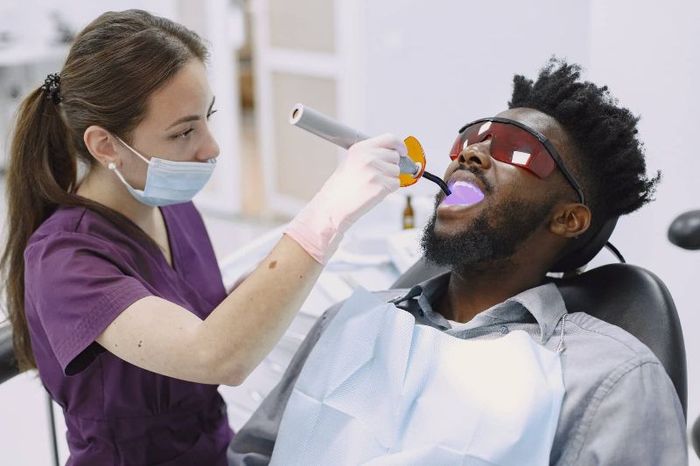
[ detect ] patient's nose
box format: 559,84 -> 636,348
458,140 -> 493,170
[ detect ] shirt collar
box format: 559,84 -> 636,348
391,272 -> 568,343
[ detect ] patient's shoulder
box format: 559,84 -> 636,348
557,311 -> 672,419
565,311 -> 659,362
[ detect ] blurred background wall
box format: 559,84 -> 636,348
0,0 -> 698,463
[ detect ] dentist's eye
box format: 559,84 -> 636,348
174,128 -> 195,139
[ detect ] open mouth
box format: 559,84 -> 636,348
440,180 -> 485,208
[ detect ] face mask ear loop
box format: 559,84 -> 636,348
107,161 -> 139,190
114,135 -> 151,165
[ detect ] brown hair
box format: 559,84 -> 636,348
1,10 -> 208,370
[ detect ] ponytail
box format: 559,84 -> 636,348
1,85 -> 76,370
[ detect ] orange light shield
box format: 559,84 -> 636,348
400,136 -> 427,187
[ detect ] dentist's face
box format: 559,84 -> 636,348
116,59 -> 220,190
420,108 -> 574,271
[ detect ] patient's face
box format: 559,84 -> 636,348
421,108 -> 574,271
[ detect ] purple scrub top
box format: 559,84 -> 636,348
23,202 -> 233,465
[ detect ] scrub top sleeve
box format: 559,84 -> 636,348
24,232 -> 153,375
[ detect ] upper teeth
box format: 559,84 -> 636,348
453,180 -> 478,190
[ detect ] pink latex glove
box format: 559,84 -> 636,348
285,133 -> 405,264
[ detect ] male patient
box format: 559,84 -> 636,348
228,59 -> 687,465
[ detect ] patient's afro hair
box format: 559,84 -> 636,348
509,57 -> 660,224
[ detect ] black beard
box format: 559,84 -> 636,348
420,193 -> 557,275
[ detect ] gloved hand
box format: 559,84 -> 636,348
285,133 -> 405,264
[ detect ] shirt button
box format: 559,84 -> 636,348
499,325 -> 509,335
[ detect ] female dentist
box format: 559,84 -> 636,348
1,9 -> 404,465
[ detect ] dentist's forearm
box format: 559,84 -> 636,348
197,234 -> 323,385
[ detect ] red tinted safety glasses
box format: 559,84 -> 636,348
449,117 -> 585,205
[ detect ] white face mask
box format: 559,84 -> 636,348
109,136 -> 216,207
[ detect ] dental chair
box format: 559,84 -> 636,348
392,217 -> 688,420
392,259 -> 687,414
0,216 -> 691,461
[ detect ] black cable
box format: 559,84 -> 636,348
422,171 -> 451,195
605,241 -> 626,263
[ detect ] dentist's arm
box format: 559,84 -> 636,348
96,134 -> 404,385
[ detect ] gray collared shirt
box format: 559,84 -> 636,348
228,273 -> 687,465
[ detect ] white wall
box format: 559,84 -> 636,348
1,0 -> 698,463
361,0 -> 591,198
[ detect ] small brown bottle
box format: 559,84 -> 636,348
402,195 -> 415,230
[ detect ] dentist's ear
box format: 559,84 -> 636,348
84,125 -> 121,168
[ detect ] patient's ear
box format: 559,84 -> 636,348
549,203 -> 591,238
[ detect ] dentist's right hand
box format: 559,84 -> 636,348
286,133 -> 406,264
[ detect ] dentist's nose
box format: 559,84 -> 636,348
197,128 -> 220,161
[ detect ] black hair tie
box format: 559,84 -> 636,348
40,73 -> 62,104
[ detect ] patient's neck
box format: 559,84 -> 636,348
435,261 -> 545,324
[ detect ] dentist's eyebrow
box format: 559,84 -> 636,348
165,96 -> 216,130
